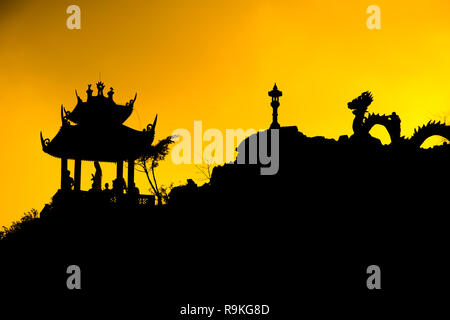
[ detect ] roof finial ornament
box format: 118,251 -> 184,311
108,87 -> 114,100
96,81 -> 105,96
61,105 -> 70,127
86,84 -> 93,99
143,114 -> 158,145
126,93 -> 137,107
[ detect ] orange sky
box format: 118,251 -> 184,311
1,0 -> 450,227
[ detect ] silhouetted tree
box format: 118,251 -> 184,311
136,136 -> 175,206
1,209 -> 39,240
195,158 -> 215,183
158,183 -> 174,204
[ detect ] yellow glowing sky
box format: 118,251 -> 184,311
1,0 -> 450,227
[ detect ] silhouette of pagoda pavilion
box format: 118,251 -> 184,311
269,83 -> 282,129
40,82 -> 157,194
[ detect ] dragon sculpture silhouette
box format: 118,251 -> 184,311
348,91 -> 450,148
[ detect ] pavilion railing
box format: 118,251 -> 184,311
54,189 -> 156,208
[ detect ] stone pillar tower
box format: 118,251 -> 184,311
268,83 -> 282,129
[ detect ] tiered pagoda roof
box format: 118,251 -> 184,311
41,82 -> 157,162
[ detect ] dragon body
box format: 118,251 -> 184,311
348,91 -> 450,148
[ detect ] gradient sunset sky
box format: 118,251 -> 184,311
1,0 -> 450,227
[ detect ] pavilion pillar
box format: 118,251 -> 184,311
61,158 -> 68,190
115,160 -> 124,194
116,160 -> 123,180
128,159 -> 135,191
74,159 -> 81,191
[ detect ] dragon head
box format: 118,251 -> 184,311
348,91 -> 373,116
